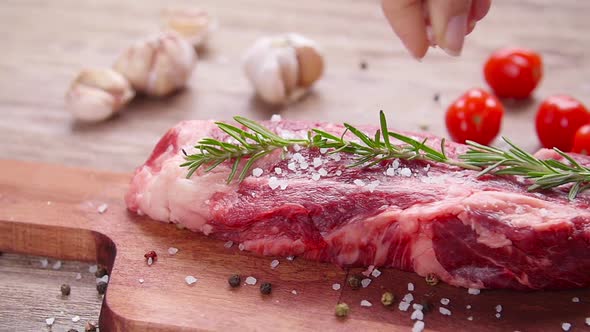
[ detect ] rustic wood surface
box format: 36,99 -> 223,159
2,160 -> 590,332
1,0 -> 590,331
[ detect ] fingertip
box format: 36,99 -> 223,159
471,0 -> 491,21
382,0 -> 430,60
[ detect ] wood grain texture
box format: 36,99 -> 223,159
1,0 -> 590,330
2,159 -> 590,332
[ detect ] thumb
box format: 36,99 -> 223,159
427,0 -> 472,56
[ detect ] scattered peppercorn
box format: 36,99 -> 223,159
144,250 -> 157,265
260,282 -> 272,295
421,300 -> 433,313
433,93 -> 440,103
425,273 -> 439,286
359,60 -> 368,70
228,274 -> 241,288
418,124 -> 430,131
60,284 -> 71,296
335,303 -> 350,317
347,274 -> 362,290
95,266 -> 108,278
381,292 -> 395,306
85,321 -> 97,332
97,281 -> 108,295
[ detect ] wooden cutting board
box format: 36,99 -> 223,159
1,158 -> 589,331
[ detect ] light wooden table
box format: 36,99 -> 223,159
1,0 -> 589,330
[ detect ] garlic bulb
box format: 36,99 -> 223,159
160,7 -> 216,49
113,31 -> 196,97
65,68 -> 135,122
243,33 -> 324,105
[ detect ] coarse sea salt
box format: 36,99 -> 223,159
185,276 -> 197,285
440,298 -> 450,305
367,180 -> 380,192
467,316 -> 474,321
371,269 -> 381,278
335,170 -> 342,176
495,313 -> 501,319
40,258 -> 48,268
412,320 -> 425,332
45,317 -> 55,326
313,157 -> 323,168
412,303 -> 423,310
76,273 -> 82,280
97,203 -> 108,214
320,148 -> 329,154
399,301 -> 411,311
238,243 -> 245,251
403,293 -> 414,303
466,305 -> 472,310
300,161 -> 309,170
562,323 -> 572,331
468,288 -> 480,295
439,307 -> 452,316
138,278 -> 144,284
245,276 -> 257,285
291,290 -> 297,295
572,297 -> 580,303
311,173 -> 321,181
168,247 -> 179,255
268,177 -> 280,190
288,162 -> 296,171
407,283 -> 415,291
318,168 -> 328,176
275,168 -> 282,175
147,257 -> 154,266
361,278 -> 372,288
286,256 -> 294,261
270,114 -> 282,122
400,168 -> 412,177
97,275 -> 109,284
52,261 -> 62,270
360,300 -> 372,307
386,168 -> 396,177
270,260 -> 280,269
293,144 -> 302,152
586,317 -> 590,326
411,309 -> 424,321
89,265 -> 98,273
224,241 -> 234,249
353,179 -> 366,187
72,316 -> 80,323
252,168 -> 263,177
332,283 -> 341,291
495,305 -> 503,313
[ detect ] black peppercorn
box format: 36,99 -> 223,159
85,321 -> 97,332
425,273 -> 439,286
228,274 -> 241,288
96,281 -> 108,295
433,93 -> 440,103
359,60 -> 368,70
95,266 -> 108,278
347,274 -> 362,290
61,284 -> 71,296
260,282 -> 272,295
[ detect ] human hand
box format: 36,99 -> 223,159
382,0 -> 491,59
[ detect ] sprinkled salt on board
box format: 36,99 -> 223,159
286,256 -> 294,261
562,323 -> 572,331
407,282 -> 415,291
411,309 -> 424,321
360,300 -> 372,307
97,203 -> 108,214
238,243 -> 245,251
412,320 -> 425,332
440,298 -> 450,305
439,307 -> 452,316
252,168 -> 263,177
185,276 -> 198,285
495,305 -> 503,313
468,288 -> 480,295
52,260 -> 62,270
371,268 -> 381,278
495,313 -> 501,319
332,283 -> 341,291
245,276 -> 257,285
270,259 -> 280,269
72,315 -> 80,322
466,305 -> 472,309
138,278 -> 144,284
97,275 -> 109,284
572,297 -> 580,303
168,247 -> 179,255
89,265 -> 98,273
403,293 -> 414,303
399,301 -> 411,311
40,258 -> 48,268
75,273 -> 82,280
467,316 -> 474,321
361,278 -> 372,288
291,290 -> 297,295
45,317 -> 55,326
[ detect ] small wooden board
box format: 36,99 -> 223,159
0,159 -> 588,331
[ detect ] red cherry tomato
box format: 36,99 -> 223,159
535,95 -> 590,151
445,88 -> 504,145
571,124 -> 590,155
484,48 -> 542,99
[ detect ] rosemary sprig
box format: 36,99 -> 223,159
181,111 -> 590,199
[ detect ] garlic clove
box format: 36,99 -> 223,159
252,54 -> 288,105
275,46 -> 299,95
295,45 -> 324,88
114,31 -> 197,97
65,68 -> 135,123
161,7 -> 216,48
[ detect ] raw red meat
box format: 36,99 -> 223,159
125,119 -> 590,290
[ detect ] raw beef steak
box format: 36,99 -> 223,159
125,119 -> 590,290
